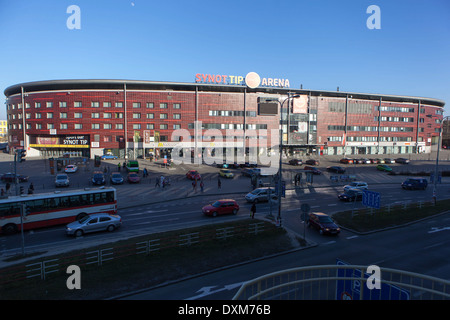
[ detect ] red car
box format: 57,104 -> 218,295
307,212 -> 340,235
186,170 -> 201,180
127,172 -> 140,183
202,199 -> 239,217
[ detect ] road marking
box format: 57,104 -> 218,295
346,235 -> 359,240
428,226 -> 450,234
186,281 -> 245,300
322,240 -> 336,245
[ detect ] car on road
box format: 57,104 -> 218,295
64,164 -> 78,173
376,164 -> 392,172
66,213 -> 122,237
395,158 -> 410,164
100,154 -> 118,160
245,187 -> 275,203
339,158 -> 353,164
186,170 -> 201,180
202,199 -> 239,217
110,172 -> 124,185
219,169 -> 234,179
55,173 -> 70,187
338,188 -> 363,202
401,178 -> 427,190
307,212 -> 340,235
305,159 -> 319,165
304,166 -> 321,175
127,172 -> 140,183
91,171 -> 106,185
343,181 -> 368,192
288,159 -> 303,166
327,166 -> 345,174
0,173 -> 29,183
241,168 -> 261,177
384,158 -> 395,164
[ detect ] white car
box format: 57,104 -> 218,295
64,164 -> 78,173
343,181 -> 368,192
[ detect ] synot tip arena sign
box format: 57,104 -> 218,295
195,71 -> 290,89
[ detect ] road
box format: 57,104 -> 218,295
120,212 -> 450,300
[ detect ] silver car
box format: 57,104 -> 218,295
66,213 -> 122,237
55,173 -> 70,187
245,187 -> 276,203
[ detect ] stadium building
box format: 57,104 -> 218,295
3,76 -> 445,160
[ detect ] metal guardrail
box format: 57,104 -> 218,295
232,265 -> 450,300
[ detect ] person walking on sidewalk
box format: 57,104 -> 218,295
251,203 -> 256,219
218,177 -> 221,189
200,180 -> 204,193
155,177 -> 160,188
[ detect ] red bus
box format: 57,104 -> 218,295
0,187 -> 117,234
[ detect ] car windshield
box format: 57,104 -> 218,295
112,174 -> 121,178
222,170 -> 230,173
129,174 -> 138,177
56,175 -> 66,180
212,201 -> 221,207
251,189 -> 261,195
94,174 -> 103,179
318,216 -> 334,223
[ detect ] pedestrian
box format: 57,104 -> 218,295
200,180 -> 204,193
251,203 -> 256,219
29,182 -> 34,192
143,168 -> 148,178
192,180 -> 197,192
155,177 -> 160,188
218,177 -> 221,189
0,188 -> 4,196
5,182 -> 10,194
118,162 -> 121,171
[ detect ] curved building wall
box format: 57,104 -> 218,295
4,80 -> 445,159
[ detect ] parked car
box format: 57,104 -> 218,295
338,188 -> 363,202
1,173 -> 29,183
55,173 -> 70,187
64,164 -> 78,173
66,213 -> 122,237
401,178 -> 427,190
340,158 -> 353,164
219,169 -> 234,179
353,159 -> 364,164
202,199 -> 239,217
376,164 -> 392,172
362,158 -> 371,164
100,154 -> 118,160
395,158 -> 410,164
289,159 -> 303,166
127,172 -> 140,183
91,171 -> 106,185
186,170 -> 201,180
305,159 -> 319,165
110,172 -> 124,185
245,187 -> 275,203
384,158 -> 395,164
304,166 -> 321,175
374,158 -> 385,164
307,212 -> 340,235
327,166 -> 346,174
343,181 -> 368,192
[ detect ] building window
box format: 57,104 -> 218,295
26,103 -> 31,109
59,102 -> 67,108
173,124 -> 181,129
46,102 -> 53,108
160,113 -> 168,119
133,124 -> 141,129
115,102 -> 123,108
115,124 -> 123,129
74,124 -> 83,130
104,113 -> 112,119
36,113 -> 42,119
173,113 -> 181,119
133,102 -> 141,108
146,123 -> 154,129
173,103 -> 181,109
104,124 -> 112,129
74,101 -> 82,108
74,113 -> 82,119
60,112 -> 68,119
92,124 -> 100,129
160,124 -> 168,129
35,102 -> 41,108
160,103 -> 168,109
60,123 -> 68,130
47,123 -> 54,129
26,113 -> 31,119
115,112 -> 123,119
146,113 -> 154,119
146,102 -> 154,109
47,113 -> 54,119
36,124 -> 42,129
132,113 -> 141,119
92,101 -> 100,108
103,102 -> 111,108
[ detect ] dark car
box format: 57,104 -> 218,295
202,199 -> 239,217
338,188 -> 363,202
327,166 -> 345,174
305,159 -> 319,165
110,172 -> 124,185
241,168 -> 261,177
401,178 -> 427,190
1,173 -> 29,183
307,212 -> 340,235
354,159 -> 364,164
395,158 -> 410,164
186,170 -> 201,180
289,159 -> 303,166
91,171 -> 106,185
304,166 -> 321,175
127,172 -> 140,183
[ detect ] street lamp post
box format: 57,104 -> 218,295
277,94 -> 301,226
432,115 -> 450,205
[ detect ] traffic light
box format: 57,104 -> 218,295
16,149 -> 26,163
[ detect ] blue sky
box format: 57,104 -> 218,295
1,0 -> 449,119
